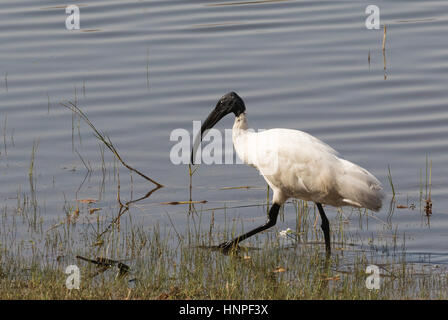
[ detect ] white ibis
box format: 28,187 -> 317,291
191,92 -> 384,254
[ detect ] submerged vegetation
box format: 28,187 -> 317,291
1,192 -> 447,299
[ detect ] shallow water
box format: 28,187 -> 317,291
1,1 -> 448,262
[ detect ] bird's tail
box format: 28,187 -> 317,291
337,159 -> 384,212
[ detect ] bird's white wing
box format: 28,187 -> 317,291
335,158 -> 383,211
247,129 -> 383,210
248,129 -> 339,200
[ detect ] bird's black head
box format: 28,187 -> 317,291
191,92 -> 246,164
214,91 -> 246,117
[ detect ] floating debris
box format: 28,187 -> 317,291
323,275 -> 341,281
278,228 -> 293,238
77,198 -> 97,204
219,186 -> 258,190
161,200 -> 207,205
425,197 -> 432,216
89,208 -> 101,214
273,267 -> 286,273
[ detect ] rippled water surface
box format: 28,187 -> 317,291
1,1 -> 448,262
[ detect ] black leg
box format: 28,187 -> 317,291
316,203 -> 331,255
218,203 -> 281,252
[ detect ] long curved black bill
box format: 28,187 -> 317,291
191,108 -> 228,164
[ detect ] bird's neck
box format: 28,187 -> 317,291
233,113 -> 249,132
232,113 -> 251,164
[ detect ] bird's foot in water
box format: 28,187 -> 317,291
217,240 -> 239,254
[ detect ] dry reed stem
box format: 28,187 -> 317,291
61,101 -> 163,188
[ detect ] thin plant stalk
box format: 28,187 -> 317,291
61,101 -> 163,188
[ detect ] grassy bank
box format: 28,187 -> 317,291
1,193 -> 447,300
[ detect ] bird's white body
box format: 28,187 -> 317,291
232,113 -> 383,210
